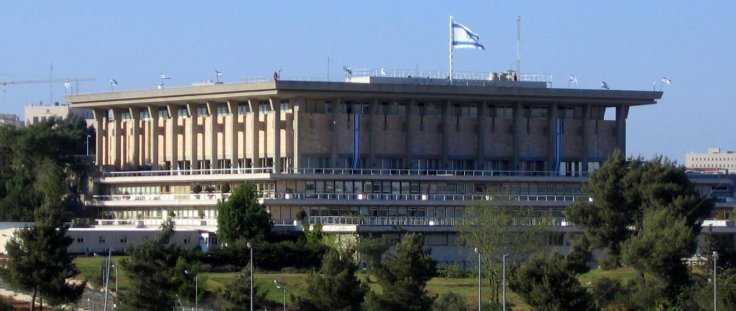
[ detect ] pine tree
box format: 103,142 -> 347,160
218,263 -> 266,311
295,249 -> 368,311
2,160 -> 85,310
118,221 -> 181,310
364,233 -> 436,311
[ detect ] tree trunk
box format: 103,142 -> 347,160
30,286 -> 36,311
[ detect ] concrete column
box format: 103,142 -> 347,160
616,105 -> 628,154
207,102 -> 217,170
129,107 -> 140,168
477,101 -> 487,169
92,109 -> 105,166
147,106 -> 159,170
292,100 -> 301,171
166,104 -> 179,172
110,109 -> 122,169
581,104 -> 591,173
405,100 -> 415,169
248,99 -> 260,168
368,99 -> 379,168
270,98 -> 281,173
547,103 -> 558,172
512,102 -> 523,171
228,101 -> 238,173
441,100 -> 451,169
330,98 -> 340,168
186,103 -> 199,170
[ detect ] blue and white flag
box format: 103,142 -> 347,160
452,21 -> 485,50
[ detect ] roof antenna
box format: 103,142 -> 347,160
215,70 -> 223,83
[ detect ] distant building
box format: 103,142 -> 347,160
0,113 -> 22,127
24,103 -> 93,127
686,148 -> 736,174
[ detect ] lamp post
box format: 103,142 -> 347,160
247,242 -> 253,311
502,253 -> 509,311
185,270 -> 198,311
103,248 -> 112,311
474,247 -> 481,311
274,280 -> 287,311
86,134 -> 91,156
713,251 -> 718,311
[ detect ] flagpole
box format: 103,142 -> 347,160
449,16 -> 454,82
516,16 -> 521,77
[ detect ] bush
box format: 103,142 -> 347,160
191,184 -> 202,194
432,292 -> 469,311
221,182 -> 231,193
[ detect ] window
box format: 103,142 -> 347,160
324,101 -> 333,114
99,236 -> 106,244
495,106 -> 513,118
560,107 -> 575,119
280,100 -> 290,112
120,237 -> 128,244
259,101 -> 271,112
178,107 -> 189,118
158,108 -> 169,119
120,111 -> 131,121
238,103 -> 250,114
140,109 -> 151,120
197,105 -> 208,117
425,103 -> 442,116
76,238 -> 84,243
216,104 -> 229,115
529,107 -> 548,118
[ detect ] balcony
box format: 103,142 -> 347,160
89,192 -> 581,207
100,167 -> 589,178
305,216 -> 572,228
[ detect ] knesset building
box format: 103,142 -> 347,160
66,72 -> 662,264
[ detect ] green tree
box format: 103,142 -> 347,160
508,252 -> 592,311
459,188 -> 552,305
432,292 -> 469,311
565,150 -> 712,268
217,263 -> 267,311
364,233 -> 436,311
119,221 -> 182,310
216,183 -> 273,244
171,257 -> 206,307
564,150 -> 632,267
295,249 -> 368,311
1,160 -> 85,310
621,208 -> 695,297
0,116 -> 88,221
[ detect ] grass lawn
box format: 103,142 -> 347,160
578,266 -> 639,288
74,255 -> 130,292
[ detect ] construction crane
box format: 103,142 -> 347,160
0,77 -> 95,105
1,77 -> 95,92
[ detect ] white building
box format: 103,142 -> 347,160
686,148 -> 736,174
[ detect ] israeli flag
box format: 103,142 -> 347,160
452,22 -> 485,50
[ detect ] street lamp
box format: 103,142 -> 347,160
247,242 -> 254,311
474,247 -> 481,311
103,248 -> 113,311
86,134 -> 91,156
502,254 -> 509,311
713,251 -> 718,311
185,270 -> 198,311
274,280 -> 287,311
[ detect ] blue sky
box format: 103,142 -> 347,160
1,1 -> 734,163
